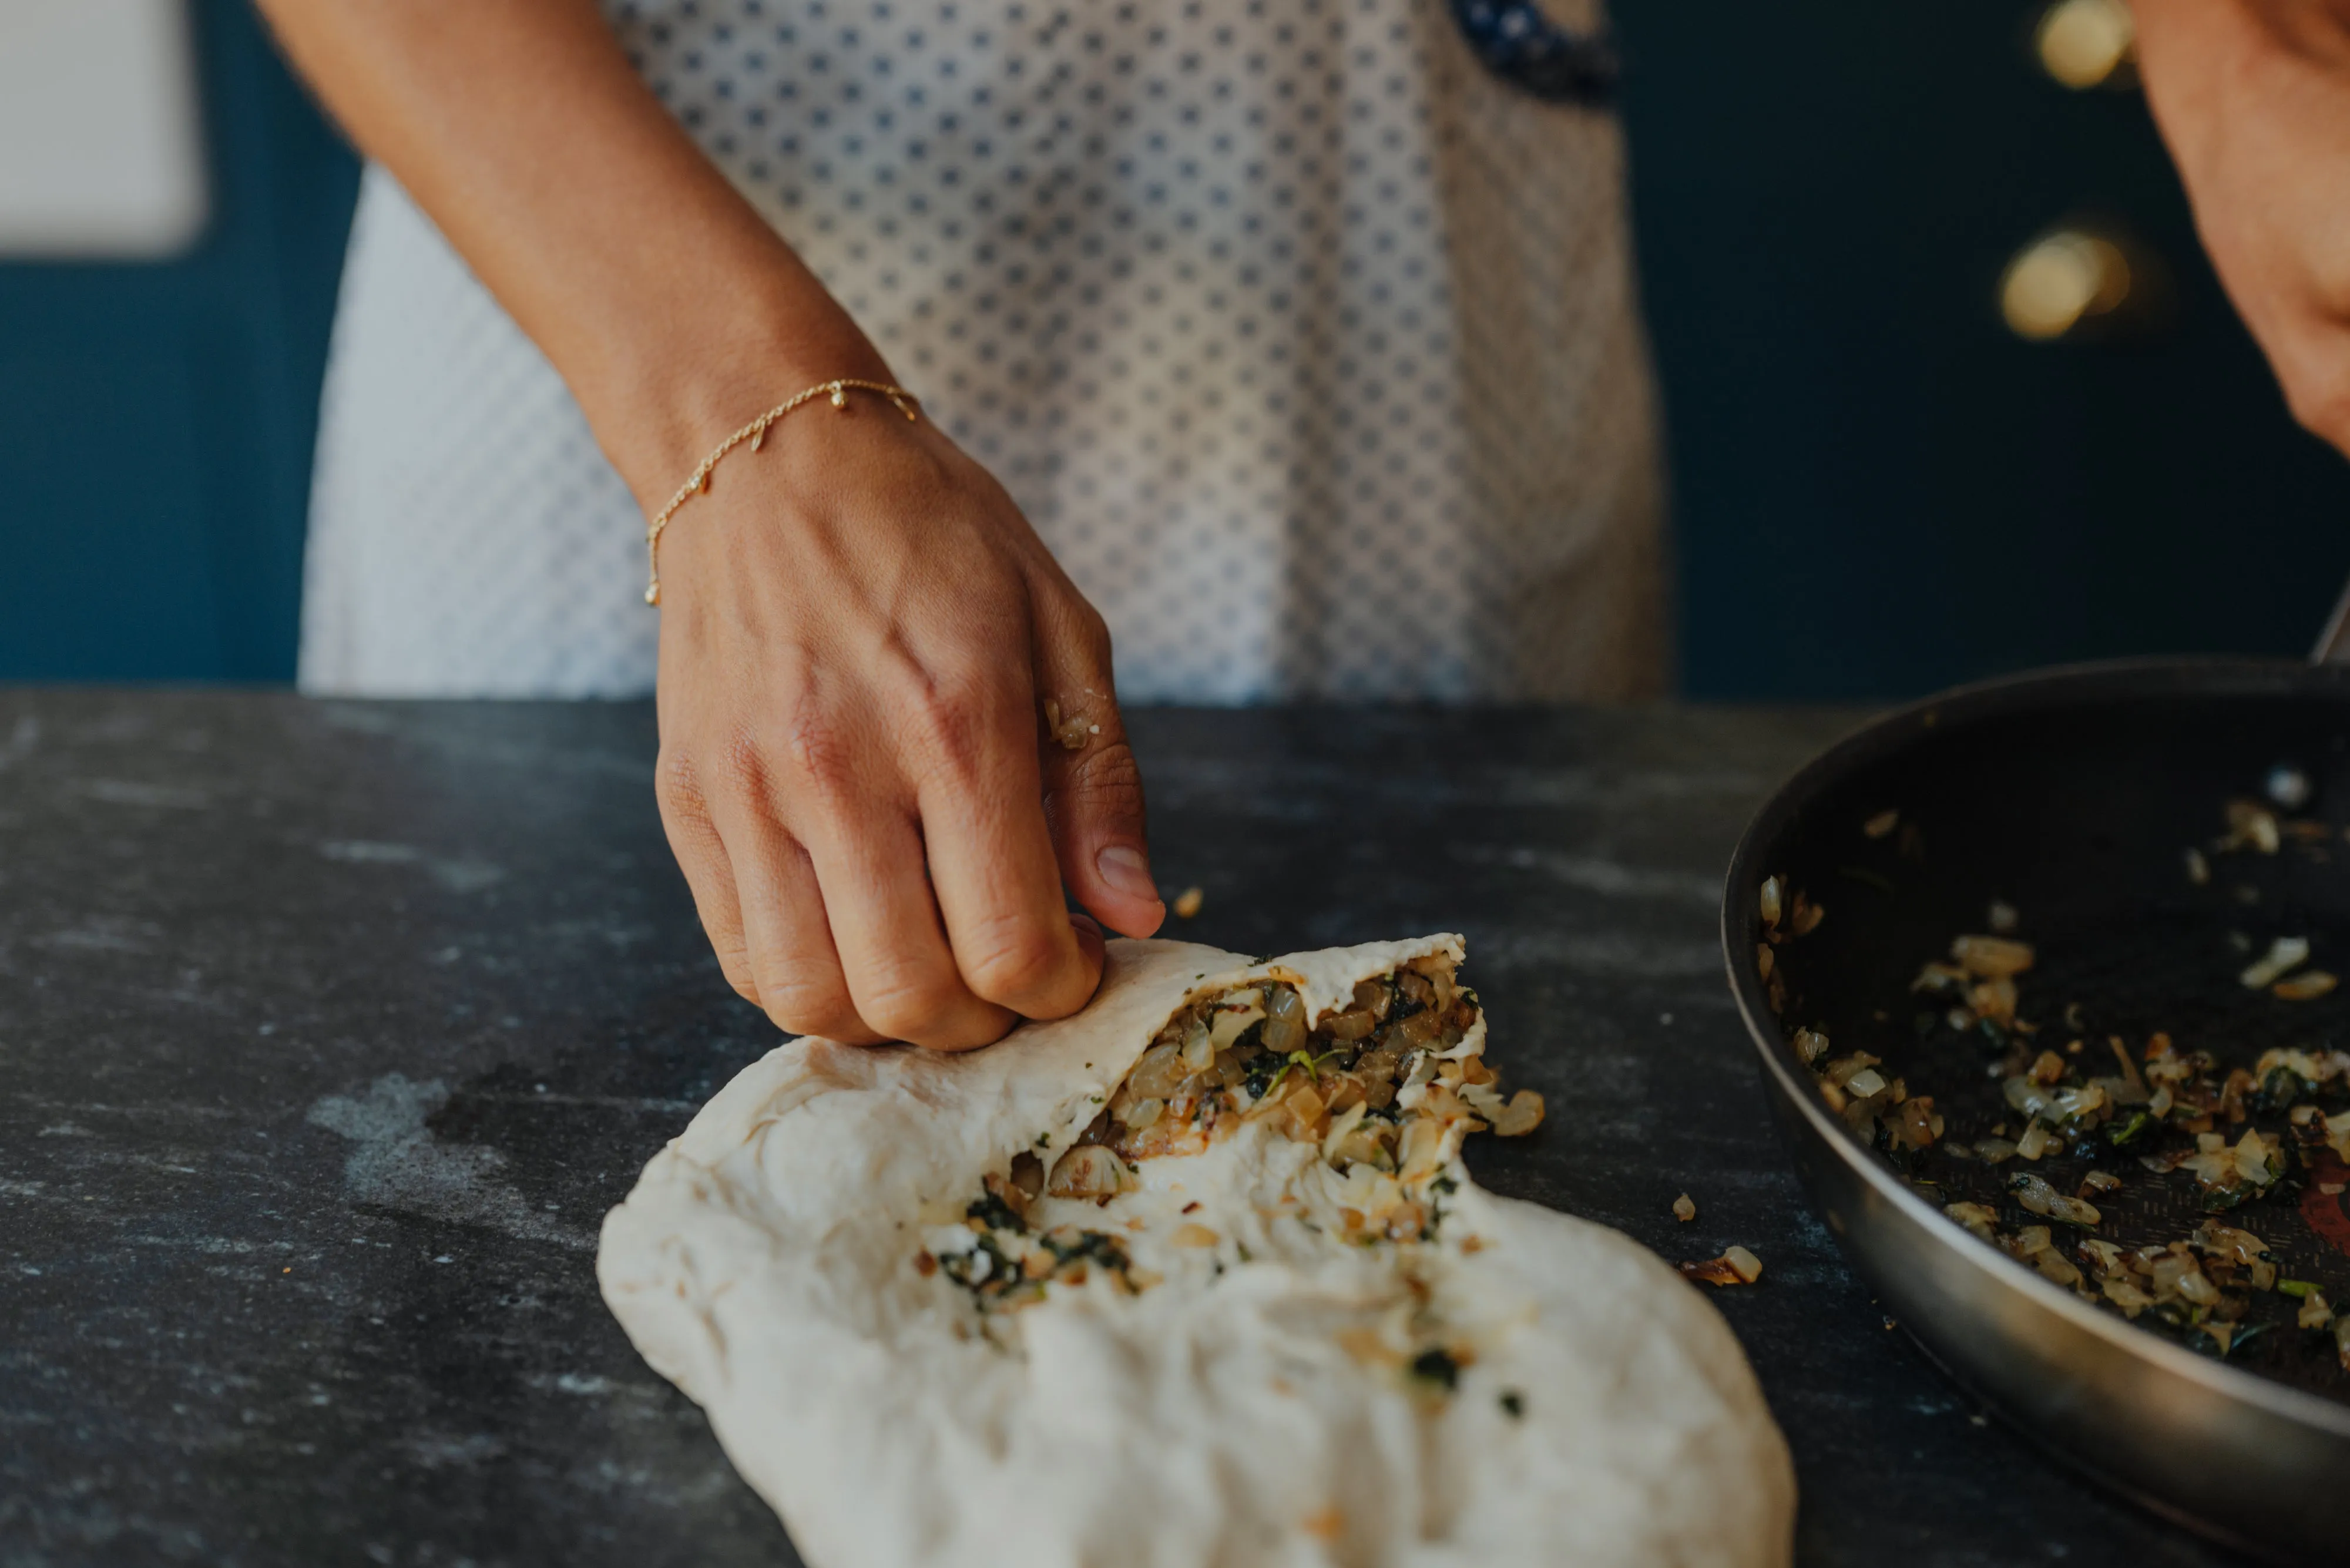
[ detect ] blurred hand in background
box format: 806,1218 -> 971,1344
2138,0 -> 2350,456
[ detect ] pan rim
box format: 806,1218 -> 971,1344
1722,652 -> 2350,1440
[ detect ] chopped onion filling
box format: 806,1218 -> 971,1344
935,955 -> 1543,1314
1779,791 -> 2350,1375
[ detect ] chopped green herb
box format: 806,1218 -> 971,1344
965,1190 -> 1027,1235
1408,1348 -> 1459,1390
2200,1319 -> 2275,1358
1038,1228 -> 1131,1273
2201,1184 -> 2258,1214
939,1234 -> 1016,1295
1498,1390 -> 1525,1419
1242,1046 -> 1307,1100
1251,1045 -> 1353,1102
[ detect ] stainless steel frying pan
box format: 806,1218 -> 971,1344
1725,655 -> 2350,1560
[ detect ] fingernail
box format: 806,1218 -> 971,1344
1096,844 -> 1161,904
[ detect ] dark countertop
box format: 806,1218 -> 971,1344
0,693 -> 2242,1568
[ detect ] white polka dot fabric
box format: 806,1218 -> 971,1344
299,0 -> 1664,701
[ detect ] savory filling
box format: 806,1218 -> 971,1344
1079,956 -> 1537,1168
1764,792 -> 2350,1375
919,1196 -> 1150,1308
925,954 -> 1545,1315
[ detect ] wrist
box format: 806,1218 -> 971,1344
580,258 -> 897,511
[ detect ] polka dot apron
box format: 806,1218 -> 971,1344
300,0 -> 1664,701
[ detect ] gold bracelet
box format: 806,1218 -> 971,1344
643,378 -> 919,605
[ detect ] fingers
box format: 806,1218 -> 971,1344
724,810 -> 884,1045
670,678 -> 1100,1050
909,673 -> 1106,1022
653,747 -> 762,1005
655,472 -> 1137,1046
766,682 -> 1020,1049
802,800 -> 1020,1050
660,746 -> 881,1041
1030,583 -> 1164,938
1069,910 -> 1106,973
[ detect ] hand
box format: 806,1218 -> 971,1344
2137,0 -> 2350,451
649,383 -> 1165,1049
248,0 -> 1162,1045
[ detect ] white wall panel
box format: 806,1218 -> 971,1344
0,0 -> 207,257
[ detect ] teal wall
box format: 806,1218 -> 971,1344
0,0 -> 357,681
1,2 -> 2344,695
1612,3 -> 2350,696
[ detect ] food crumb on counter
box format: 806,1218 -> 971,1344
1681,1246 -> 1762,1286
1672,1193 -> 1697,1223
1172,886 -> 1204,919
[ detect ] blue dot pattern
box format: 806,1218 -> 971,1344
1446,1 -> 1617,104
300,0 -> 1663,701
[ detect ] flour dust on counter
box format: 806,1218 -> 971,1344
598,936 -> 1794,1568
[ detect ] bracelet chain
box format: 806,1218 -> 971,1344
643,378 -> 919,605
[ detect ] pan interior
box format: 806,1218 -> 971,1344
1760,680 -> 2350,1406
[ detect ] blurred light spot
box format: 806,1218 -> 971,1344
2035,0 -> 2135,91
2000,230 -> 2131,341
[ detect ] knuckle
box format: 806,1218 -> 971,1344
757,969 -> 834,1016
654,747 -> 710,820
767,1003 -> 862,1040
918,1023 -> 1014,1053
756,969 -> 856,1038
707,935 -> 759,1001
857,968 -> 970,1043
1065,739 -> 1146,814
961,919 -> 1073,1006
1045,740 -> 1146,841
1040,595 -> 1115,684
1077,609 -> 1114,671
902,680 -> 991,780
778,704 -> 857,805
717,726 -> 773,799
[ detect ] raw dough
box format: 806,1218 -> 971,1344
599,936 -> 1794,1567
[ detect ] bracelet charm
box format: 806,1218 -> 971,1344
643,378 -> 919,605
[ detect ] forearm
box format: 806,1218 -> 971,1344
254,0 -> 885,500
